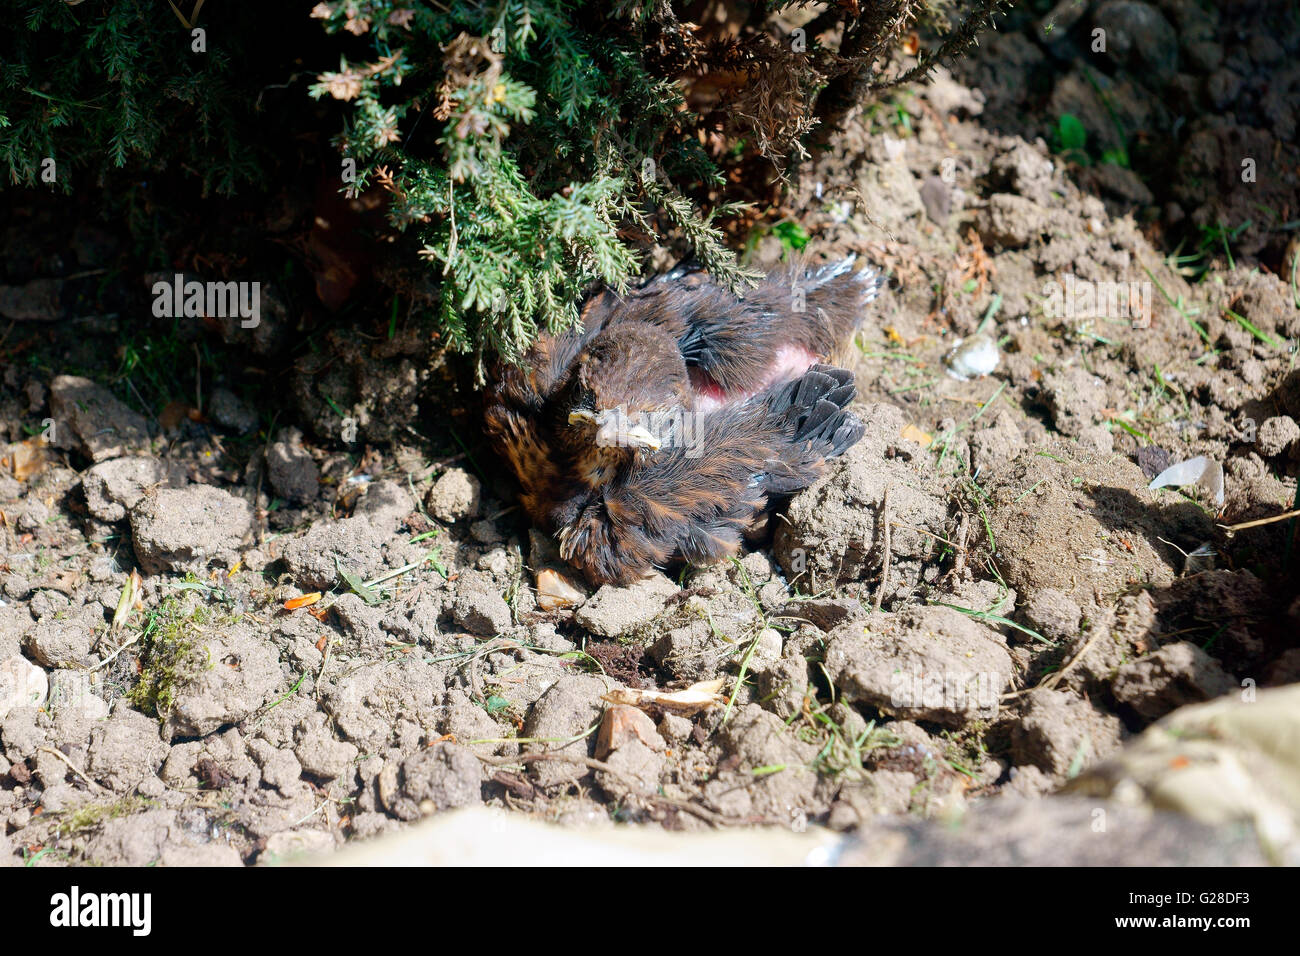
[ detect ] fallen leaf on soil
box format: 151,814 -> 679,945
901,423 -> 932,446
111,569 -> 143,632
5,439 -> 47,481
284,591 -> 322,610
595,704 -> 664,759
536,567 -> 586,610
159,400 -> 199,431
602,679 -> 726,716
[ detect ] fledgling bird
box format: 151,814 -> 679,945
484,257 -> 884,586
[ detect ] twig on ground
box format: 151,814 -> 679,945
39,747 -> 105,794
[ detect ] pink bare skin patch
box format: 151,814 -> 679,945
689,344 -> 821,413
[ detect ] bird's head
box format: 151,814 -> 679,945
566,323 -> 689,462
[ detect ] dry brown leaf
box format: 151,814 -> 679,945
901,423 -> 932,446
7,440 -> 47,482
595,704 -> 664,759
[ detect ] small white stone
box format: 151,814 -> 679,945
945,333 -> 1001,381
0,656 -> 48,719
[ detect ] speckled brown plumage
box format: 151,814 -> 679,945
484,257 -> 883,586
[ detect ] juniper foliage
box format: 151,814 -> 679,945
1,0 -> 1006,365
0,0 -> 268,196
309,0 -> 1006,365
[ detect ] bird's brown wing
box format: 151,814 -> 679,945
580,257 -> 883,396
483,326 -> 593,526
557,366 -> 863,585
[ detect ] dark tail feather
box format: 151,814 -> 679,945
758,364 -> 864,493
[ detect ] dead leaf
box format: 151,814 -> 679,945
536,568 -> 586,610
901,423 -> 932,446
595,704 -> 665,759
7,439 -> 48,482
602,679 -> 726,716
158,401 -> 196,431
111,569 -> 143,632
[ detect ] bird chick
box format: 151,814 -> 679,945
485,256 -> 883,586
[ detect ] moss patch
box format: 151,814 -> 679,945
126,593 -> 214,721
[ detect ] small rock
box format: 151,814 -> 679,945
2,575 -> 32,602
267,428 -> 320,503
919,175 -> 951,224
130,485 -> 254,576
164,624 -> 283,740
782,597 -> 865,631
82,809 -> 176,866
990,142 -> 1056,205
281,480 -> 410,590
574,573 -> 678,638
16,498 -> 49,533
754,656 -> 810,719
320,656 -> 446,752
451,570 -> 512,636
825,606 -> 1014,727
1256,416 -> 1299,458
1011,688 -> 1123,776
522,673 -> 608,788
82,457 -> 184,522
382,743 -> 484,820
977,193 -> 1051,248
427,468 -> 481,522
1113,641 -> 1236,719
261,828 -> 335,861
968,410 -> 1026,474
1093,1 -> 1178,77
294,731 -> 359,782
649,620 -> 733,683
207,387 -> 257,432
0,278 -> 63,321
657,713 -> 693,744
47,669 -> 108,721
86,705 -> 169,791
49,375 -> 150,462
25,614 -> 94,668
0,656 -> 47,719
249,740 -> 303,792
1022,588 -> 1082,643
596,736 -> 664,797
